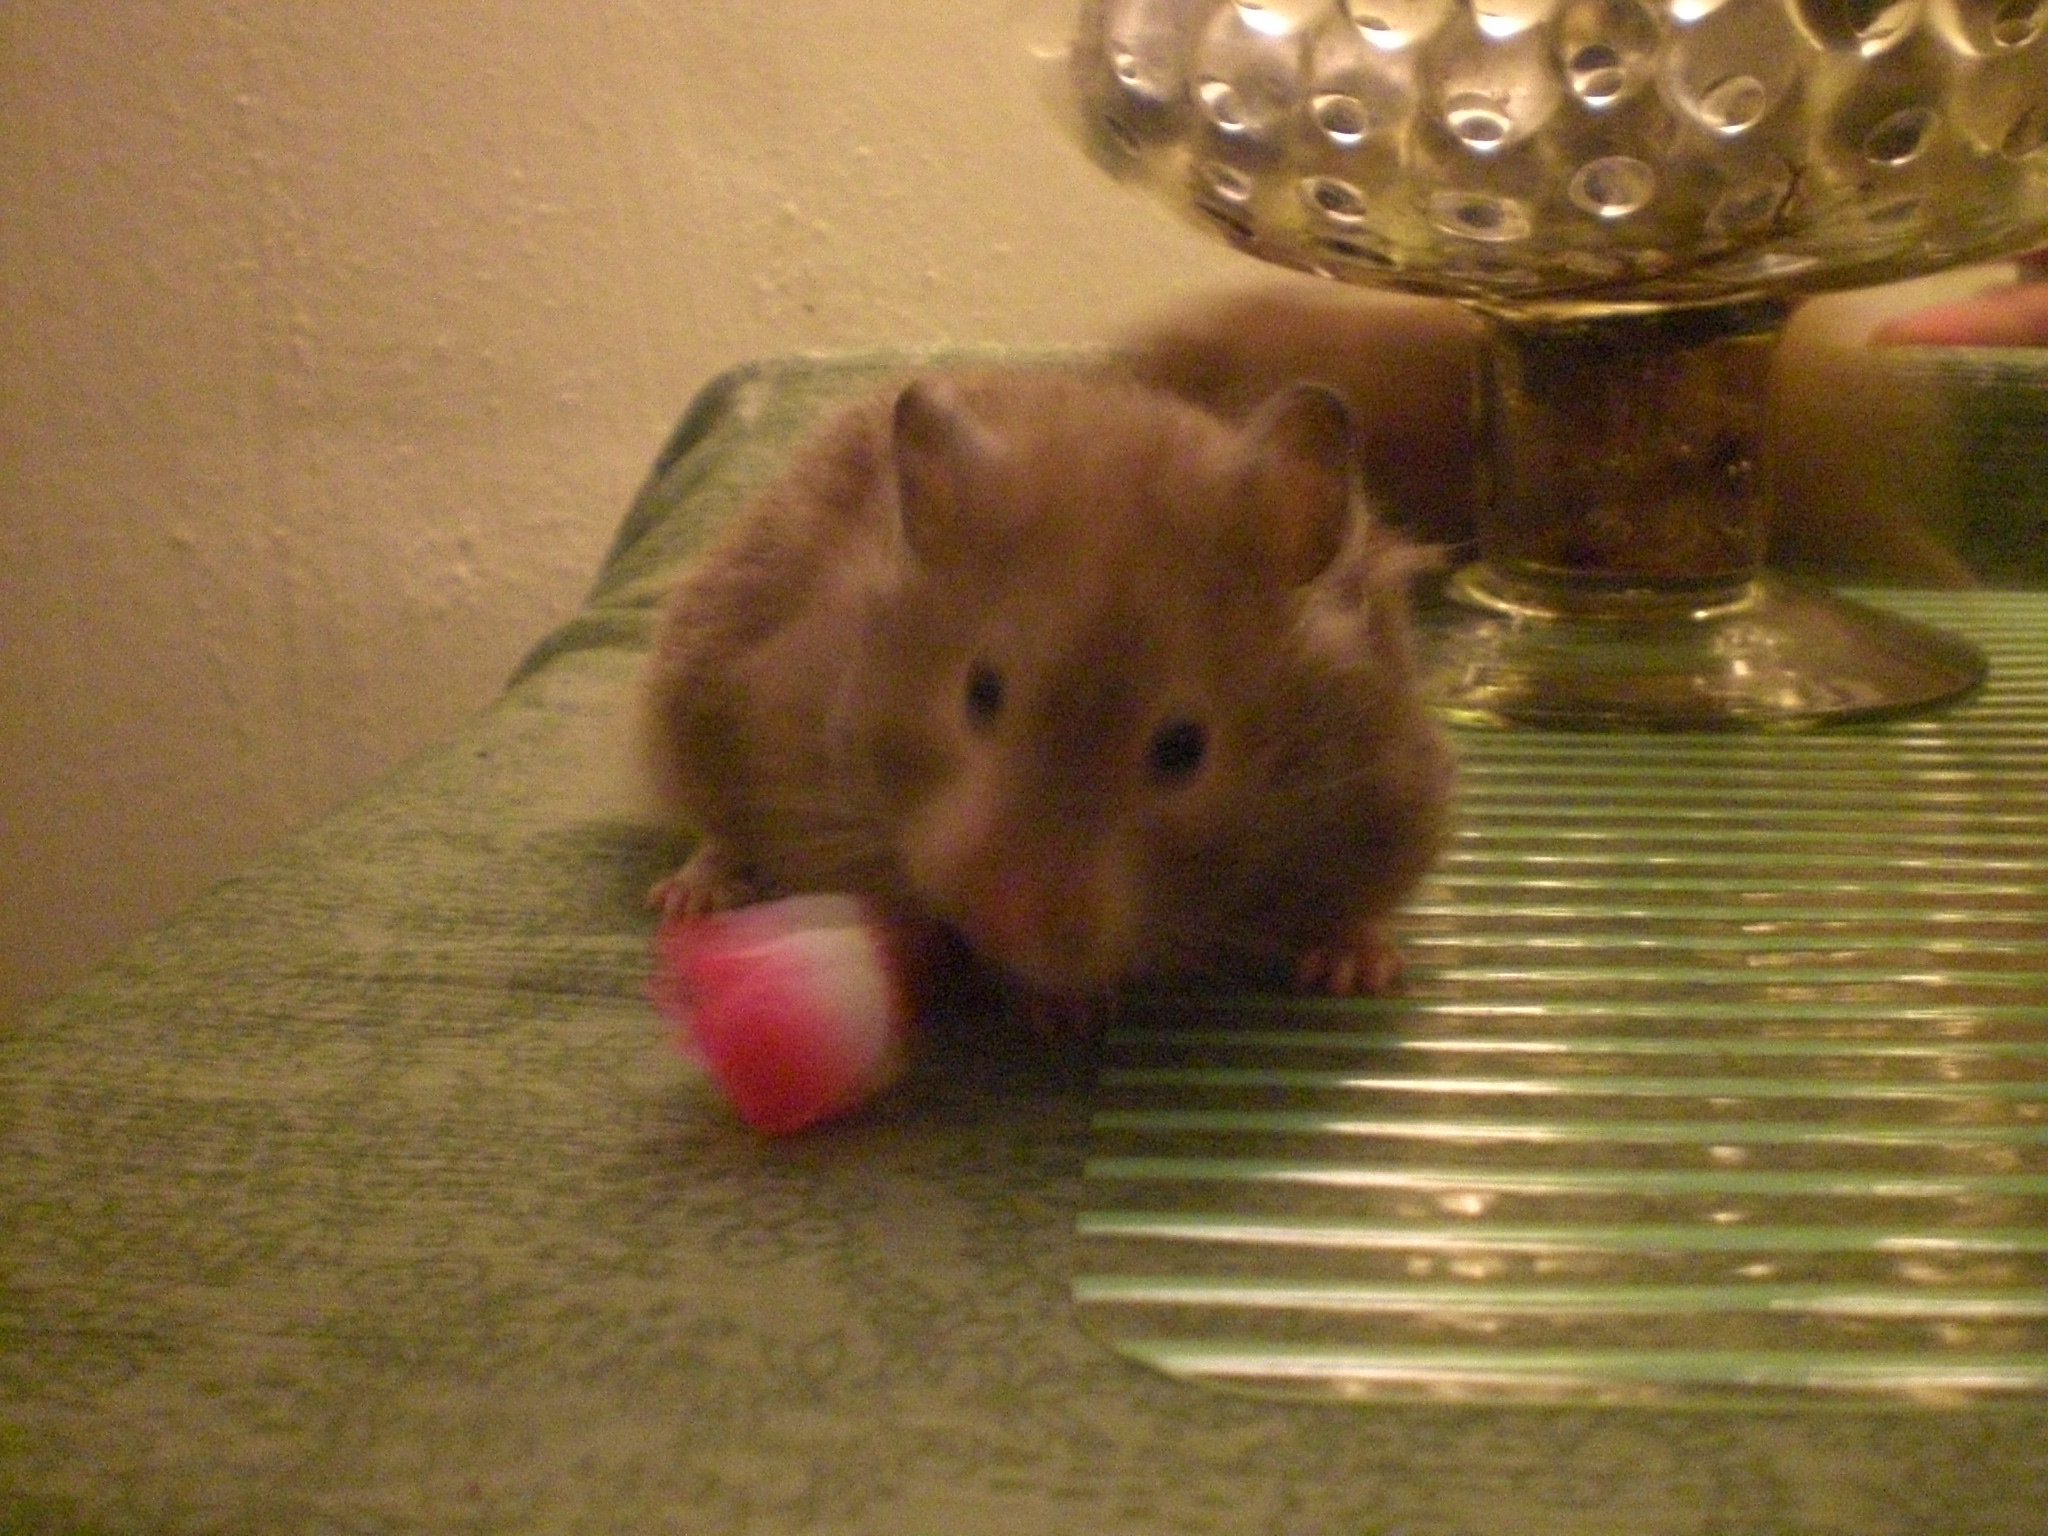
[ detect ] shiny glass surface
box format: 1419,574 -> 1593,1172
1062,0 -> 2048,726
1071,0 -> 2048,313
1076,592 -> 2048,1405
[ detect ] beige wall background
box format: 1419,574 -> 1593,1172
0,0 -> 1261,1022
0,1 -> 1997,1023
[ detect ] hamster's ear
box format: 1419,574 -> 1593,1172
1234,382 -> 1354,587
892,378 -> 1002,564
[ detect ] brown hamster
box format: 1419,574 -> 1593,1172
641,367 -> 1455,1011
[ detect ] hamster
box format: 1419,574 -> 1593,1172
641,367 -> 1455,1016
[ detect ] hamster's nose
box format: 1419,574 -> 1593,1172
958,863 -> 1118,992
961,866 -> 1057,967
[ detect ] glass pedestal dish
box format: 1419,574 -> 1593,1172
1064,0 -> 2048,726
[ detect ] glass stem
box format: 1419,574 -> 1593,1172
1461,296 -> 1791,620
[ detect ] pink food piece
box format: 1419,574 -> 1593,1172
650,894 -> 918,1135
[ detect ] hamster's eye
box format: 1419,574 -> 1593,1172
1146,718 -> 1208,784
964,661 -> 1005,730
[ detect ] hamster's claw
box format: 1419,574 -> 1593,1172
1295,919 -> 1406,997
647,842 -> 755,920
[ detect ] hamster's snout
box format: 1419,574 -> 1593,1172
900,758 -> 1145,995
946,856 -> 1136,996
960,864 -> 1081,978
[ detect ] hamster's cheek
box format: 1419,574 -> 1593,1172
855,687 -> 960,813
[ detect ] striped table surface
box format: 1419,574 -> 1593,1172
1077,590 -> 2048,1407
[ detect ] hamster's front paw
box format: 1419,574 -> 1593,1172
1294,918 -> 1406,998
647,841 -> 755,919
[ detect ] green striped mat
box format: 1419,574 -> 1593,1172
1076,590 -> 2048,1408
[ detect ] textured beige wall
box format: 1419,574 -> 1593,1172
0,0 -> 1250,1021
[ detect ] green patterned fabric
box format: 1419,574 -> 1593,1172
6,352 -> 2047,1534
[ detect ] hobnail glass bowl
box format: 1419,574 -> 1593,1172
1064,0 -> 2048,725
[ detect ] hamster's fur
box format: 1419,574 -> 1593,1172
642,367 -> 1454,1009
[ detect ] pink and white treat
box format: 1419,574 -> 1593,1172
650,894 -> 921,1135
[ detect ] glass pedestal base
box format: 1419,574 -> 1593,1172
1420,567 -> 1988,730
